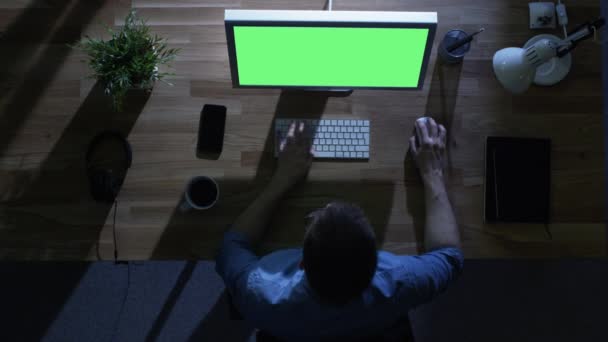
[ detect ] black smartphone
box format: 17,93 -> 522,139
197,104 -> 226,155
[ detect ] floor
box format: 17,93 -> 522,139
2,259 -> 606,342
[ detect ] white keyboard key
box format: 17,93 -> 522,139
357,152 -> 363,158
314,139 -> 319,145
357,133 -> 363,139
322,145 -> 328,151
321,119 -> 329,125
338,120 -> 344,125
344,133 -> 350,139
332,139 -> 338,145
364,120 -> 370,126
356,145 -> 369,152
331,120 -> 337,125
337,145 -> 342,151
363,152 -> 369,158
361,127 -> 370,133
346,139 -> 351,144
329,145 -> 335,151
358,139 -> 364,145
348,146 -> 354,152
328,127 -> 334,132
315,151 -> 336,158
316,146 -> 322,151
336,152 -> 343,157
331,133 -> 337,139
339,139 -> 345,144
338,133 -> 344,139
354,127 -> 360,132
321,126 -> 327,132
347,127 -> 353,132
320,138 -> 325,144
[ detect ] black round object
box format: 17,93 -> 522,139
85,131 -> 132,203
188,177 -> 218,208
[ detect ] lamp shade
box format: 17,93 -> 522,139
492,47 -> 536,94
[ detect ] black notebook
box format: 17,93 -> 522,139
484,137 -> 551,223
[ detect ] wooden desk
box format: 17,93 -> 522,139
0,0 -> 604,260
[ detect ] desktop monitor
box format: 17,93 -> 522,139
224,10 -> 437,90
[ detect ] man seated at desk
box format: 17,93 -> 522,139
216,117 -> 463,341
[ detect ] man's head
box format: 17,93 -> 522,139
301,201 -> 378,306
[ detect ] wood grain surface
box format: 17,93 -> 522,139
0,0 -> 604,260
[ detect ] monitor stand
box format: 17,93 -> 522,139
300,89 -> 353,97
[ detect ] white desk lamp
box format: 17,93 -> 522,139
493,18 -> 604,94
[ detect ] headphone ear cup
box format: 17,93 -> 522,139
86,131 -> 132,203
88,169 -> 116,203
102,171 -> 118,203
88,169 -> 104,202
109,172 -> 123,200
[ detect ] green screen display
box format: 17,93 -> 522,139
233,26 -> 429,88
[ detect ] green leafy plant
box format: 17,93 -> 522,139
75,10 -> 179,110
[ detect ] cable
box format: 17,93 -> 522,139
544,223 -> 553,240
112,200 -> 119,262
109,262 -> 131,341
557,0 -> 568,39
108,199 -> 130,341
328,0 -> 333,11
94,200 -> 119,261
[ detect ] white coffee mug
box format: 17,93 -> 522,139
179,176 -> 219,212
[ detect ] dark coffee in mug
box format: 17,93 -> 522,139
187,177 -> 218,208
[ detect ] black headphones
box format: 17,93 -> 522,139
86,131 -> 132,203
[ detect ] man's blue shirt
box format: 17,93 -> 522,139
216,230 -> 464,341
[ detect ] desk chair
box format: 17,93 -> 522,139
227,293 -> 415,342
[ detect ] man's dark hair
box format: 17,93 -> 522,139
302,201 -> 378,306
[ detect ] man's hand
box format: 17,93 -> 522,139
408,117 -> 460,250
273,121 -> 313,190
409,117 -> 447,183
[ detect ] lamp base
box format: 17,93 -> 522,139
524,34 -> 571,86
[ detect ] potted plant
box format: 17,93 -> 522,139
75,10 -> 179,110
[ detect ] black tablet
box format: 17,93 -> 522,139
485,137 -> 551,223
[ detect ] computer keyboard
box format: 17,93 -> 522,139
274,118 -> 370,160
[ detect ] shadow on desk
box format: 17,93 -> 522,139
0,83 -> 149,259
153,89 -> 395,258
424,60 -> 463,171
149,90 -> 395,340
152,179 -> 395,259
0,0 -> 104,156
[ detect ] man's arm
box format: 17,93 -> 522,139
231,178 -> 291,247
409,117 -> 461,251
232,121 -> 313,247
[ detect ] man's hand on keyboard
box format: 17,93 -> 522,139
409,117 -> 446,183
273,121 -> 313,190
